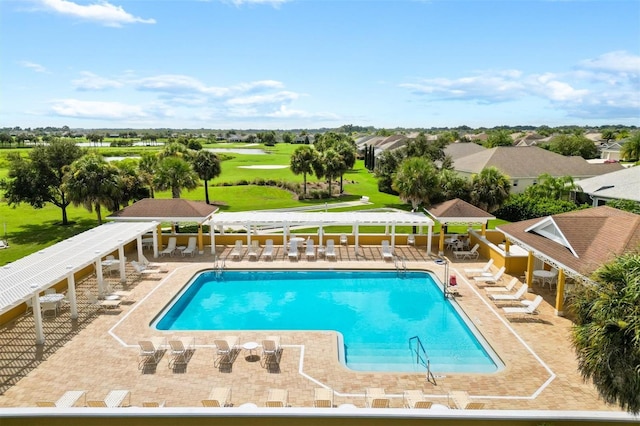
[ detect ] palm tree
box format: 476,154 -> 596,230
569,252 -> 640,414
525,173 -> 582,201
620,132 -> 640,162
153,156 -> 199,199
392,157 -> 440,210
314,149 -> 346,198
469,167 -> 511,212
192,150 -> 221,204
138,153 -> 158,198
63,154 -> 120,224
437,169 -> 470,203
334,139 -> 357,194
290,145 -> 317,197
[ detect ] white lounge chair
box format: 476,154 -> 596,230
365,388 -> 390,408
485,277 -> 518,293
230,240 -> 243,260
160,237 -> 177,257
181,237 -> 197,257
266,388 -> 288,407
503,295 -> 544,316
247,240 -> 260,260
473,266 -> 506,283
403,390 -> 432,409
202,387 -> 232,407
340,234 -> 348,246
168,337 -> 195,367
314,388 -> 334,408
325,239 -> 336,260
381,240 -> 394,261
214,336 -> 239,364
261,336 -> 282,367
453,243 -> 480,260
37,390 -> 87,408
449,390 -> 484,410
305,239 -> 315,260
138,338 -> 165,366
85,291 -> 121,311
287,239 -> 299,261
463,258 -> 495,277
489,284 -> 528,301
407,234 -> 415,246
261,239 -> 274,260
131,260 -> 161,277
87,390 -> 131,408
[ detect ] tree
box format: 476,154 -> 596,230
314,149 -> 345,198
607,199 -> 640,214
290,145 -> 318,197
63,154 -> 120,224
374,149 -> 403,194
469,167 -> 511,212
547,134 -> 598,159
334,139 -> 357,193
0,133 -> 14,147
192,150 -> 221,204
153,156 -> 199,198
525,173 -> 582,201
392,157 -> 440,210
112,158 -> 150,209
2,140 -> 84,225
138,153 -> 158,198
569,252 -> 640,414
620,132 -> 640,162
436,169 -> 470,203
485,130 -> 513,148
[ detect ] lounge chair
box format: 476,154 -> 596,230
381,240 -> 394,261
340,234 -> 348,246
261,336 -> 282,367
230,240 -> 243,260
131,260 -> 162,277
325,239 -> 336,260
181,237 -> 197,257
449,390 -> 484,409
168,337 -> 195,367
503,295 -> 544,316
214,336 -> 239,364
407,234 -> 415,246
247,240 -> 260,261
287,240 -> 299,261
266,388 -> 289,407
453,243 -> 480,260
202,387 -> 232,407
87,390 -> 131,408
403,390 -> 431,409
261,239 -> 274,260
160,237 -> 177,257
314,388 -> 334,408
489,284 -> 528,301
305,239 -> 316,260
473,266 -> 506,283
138,338 -> 165,366
365,387 -> 389,408
142,401 -> 166,407
85,291 -> 121,311
485,277 -> 518,293
37,390 -> 86,408
463,258 -> 495,277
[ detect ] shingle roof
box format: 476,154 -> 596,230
577,166 -> 640,202
109,198 -> 218,223
453,146 -> 624,179
426,198 -> 495,223
444,142 -> 486,161
498,206 -> 640,276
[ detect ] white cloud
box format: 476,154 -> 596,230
39,0 -> 156,27
135,75 -> 290,99
72,71 -> 124,90
49,99 -> 168,120
226,91 -> 299,106
580,50 -> 640,75
18,61 -> 47,73
230,0 -> 291,7
265,106 -> 340,121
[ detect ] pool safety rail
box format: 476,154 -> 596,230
214,258 -> 225,279
409,336 -> 437,385
394,256 -> 407,276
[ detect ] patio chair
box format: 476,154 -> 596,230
202,387 -> 232,407
85,291 -> 121,311
463,258 -> 494,277
381,240 -> 394,261
287,239 -> 299,261
473,266 -> 506,283
266,388 -> 289,407
131,261 -> 162,277
230,240 -> 243,260
325,239 -> 337,260
453,243 -> 480,260
41,301 -> 58,318
340,234 -> 348,246
181,237 -> 197,257
407,234 -> 415,246
449,390 -> 483,409
503,295 -> 544,316
365,388 -> 389,408
214,336 -> 239,364
87,390 -> 131,408
489,284 -> 528,301
305,239 -> 316,260
138,338 -> 165,366
403,390 -> 431,409
160,237 -> 177,257
485,277 -> 519,293
314,388 -> 334,408
247,240 -> 260,261
168,337 -> 195,367
261,239 -> 274,260
261,336 -> 282,367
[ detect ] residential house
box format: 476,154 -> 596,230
574,165 -> 640,206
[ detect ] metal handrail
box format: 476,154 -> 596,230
408,336 -> 437,385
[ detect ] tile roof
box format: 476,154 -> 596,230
498,206 -> 640,276
427,198 -> 495,223
109,198 -> 218,223
453,146 -> 624,179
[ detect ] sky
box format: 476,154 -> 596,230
1,0 -> 639,130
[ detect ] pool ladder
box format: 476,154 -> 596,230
214,257 -> 225,279
394,256 -> 407,276
409,336 -> 437,385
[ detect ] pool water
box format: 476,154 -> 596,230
153,270 -> 499,373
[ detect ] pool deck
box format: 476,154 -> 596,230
0,244 -> 623,412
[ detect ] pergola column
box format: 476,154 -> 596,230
67,273 -> 78,319
438,226 -> 445,256
152,228 -> 159,259
427,225 -> 432,256
481,223 -> 487,237
118,245 -> 126,283
31,286 -> 44,345
197,224 -> 204,254
555,268 -> 566,316
526,251 -> 534,287
354,221 -> 359,256
96,259 -> 105,296
210,226 -> 216,257
391,222 -> 396,250
156,223 -> 163,253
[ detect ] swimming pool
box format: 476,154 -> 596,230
153,270 -> 500,373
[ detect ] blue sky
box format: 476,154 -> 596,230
1,0 -> 639,130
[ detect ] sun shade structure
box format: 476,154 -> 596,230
206,210 -> 435,255
0,221 -> 159,344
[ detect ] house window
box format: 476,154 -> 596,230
513,180 -> 518,187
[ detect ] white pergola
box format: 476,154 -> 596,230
0,221 -> 159,345
206,211 -> 434,255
